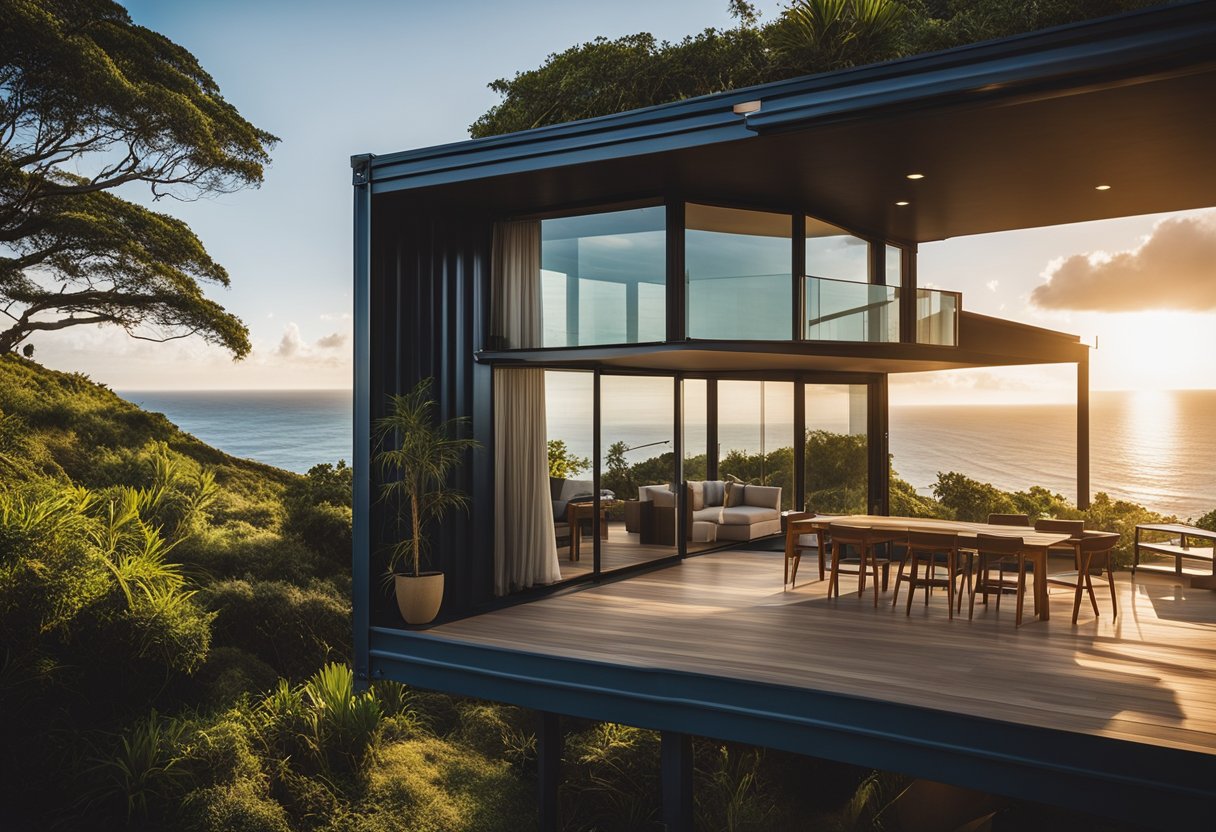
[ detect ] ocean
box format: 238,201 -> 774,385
118,389 -> 1216,521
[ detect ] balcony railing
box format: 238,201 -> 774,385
916,287 -> 960,346
803,277 -> 960,346
805,276 -> 899,342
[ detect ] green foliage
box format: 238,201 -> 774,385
284,461 -> 353,574
1,0 -> 277,355
205,578 -> 350,681
933,470 -> 1019,521
1194,508 -> 1216,533
88,709 -> 196,823
471,0 -> 1162,138
374,379 -> 479,577
547,438 -> 591,478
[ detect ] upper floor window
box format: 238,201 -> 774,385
686,203 -> 792,340
539,207 -> 666,347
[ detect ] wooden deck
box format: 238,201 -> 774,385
368,548 -> 1216,826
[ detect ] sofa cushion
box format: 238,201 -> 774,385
638,484 -> 672,502
724,482 -> 746,507
744,485 -> 781,510
703,480 -> 725,507
552,499 -> 568,522
719,505 -> 780,525
558,478 -> 594,502
692,506 -> 723,523
651,488 -> 677,508
688,481 -> 705,511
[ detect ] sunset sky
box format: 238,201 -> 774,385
30,1 -> 1213,400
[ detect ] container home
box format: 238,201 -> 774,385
352,3 -> 1216,828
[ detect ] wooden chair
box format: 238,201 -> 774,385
1046,532 -> 1120,624
988,513 -> 1031,527
969,534 -> 1032,626
892,530 -> 962,619
787,515 -> 825,587
1035,518 -> 1085,566
828,523 -> 893,608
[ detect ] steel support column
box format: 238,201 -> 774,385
350,154 -> 373,686
537,711 -> 562,832
660,731 -> 693,832
1077,352 -> 1090,510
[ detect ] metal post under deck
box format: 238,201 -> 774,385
1078,352 -> 1090,510
660,731 -> 693,832
537,712 -> 562,832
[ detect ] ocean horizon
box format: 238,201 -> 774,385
119,388 -> 1215,521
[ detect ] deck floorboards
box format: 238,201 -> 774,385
425,549 -> 1216,756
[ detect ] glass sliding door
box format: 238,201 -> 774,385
683,379 -> 708,482
718,380 -> 794,510
804,384 -> 869,514
601,374 -> 677,572
544,370 -> 596,579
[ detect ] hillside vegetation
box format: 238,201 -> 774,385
1,355 -> 1203,831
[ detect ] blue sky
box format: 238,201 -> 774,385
26,1 -> 1214,398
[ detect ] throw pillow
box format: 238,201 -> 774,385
688,481 -> 705,511
703,480 -> 725,506
725,482 -> 746,507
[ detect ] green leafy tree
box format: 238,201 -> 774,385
0,0 -> 277,356
547,439 -> 590,479
471,0 -> 1162,139
932,471 -> 1018,522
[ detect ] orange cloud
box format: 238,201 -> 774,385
1032,212 -> 1216,311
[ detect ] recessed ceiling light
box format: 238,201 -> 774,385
906,173 -> 925,180
1095,184 -> 1112,191
895,201 -> 910,206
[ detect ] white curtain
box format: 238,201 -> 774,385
492,220 -> 561,594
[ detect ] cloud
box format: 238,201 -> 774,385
1031,211 -> 1216,311
274,323 -> 304,358
316,332 -> 346,349
985,279 -> 999,292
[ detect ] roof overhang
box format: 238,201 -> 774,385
361,1 -> 1216,243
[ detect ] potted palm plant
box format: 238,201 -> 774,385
374,378 -> 479,624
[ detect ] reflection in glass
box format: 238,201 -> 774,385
683,379 -> 708,482
806,216 -> 869,284
805,384 -> 868,514
916,288 -> 959,346
602,375 -> 677,571
686,204 -> 791,340
544,371 -> 595,578
718,380 -> 794,509
805,277 -> 899,342
540,207 -> 665,347
885,244 -> 902,287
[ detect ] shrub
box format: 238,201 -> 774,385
183,778 -> 292,832
175,524 -> 322,585
193,646 -> 281,709
205,579 -> 350,680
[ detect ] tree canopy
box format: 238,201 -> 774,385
0,0 -> 278,356
471,0 -> 1160,139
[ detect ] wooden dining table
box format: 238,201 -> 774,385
785,514 -> 1078,621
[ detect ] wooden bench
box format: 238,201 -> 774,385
1133,523 -> 1216,589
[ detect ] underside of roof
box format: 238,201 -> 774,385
360,1 -> 1216,244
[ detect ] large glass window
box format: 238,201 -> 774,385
540,207 -> 666,347
686,204 -> 791,340
804,384 -> 869,514
683,379 -> 708,482
718,380 -> 795,509
885,244 -> 903,287
806,216 -> 870,284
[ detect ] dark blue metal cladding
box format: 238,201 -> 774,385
363,197 -> 494,628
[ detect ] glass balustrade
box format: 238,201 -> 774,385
804,276 -> 899,342
916,288 -> 960,346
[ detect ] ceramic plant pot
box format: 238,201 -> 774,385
394,571 -> 444,625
